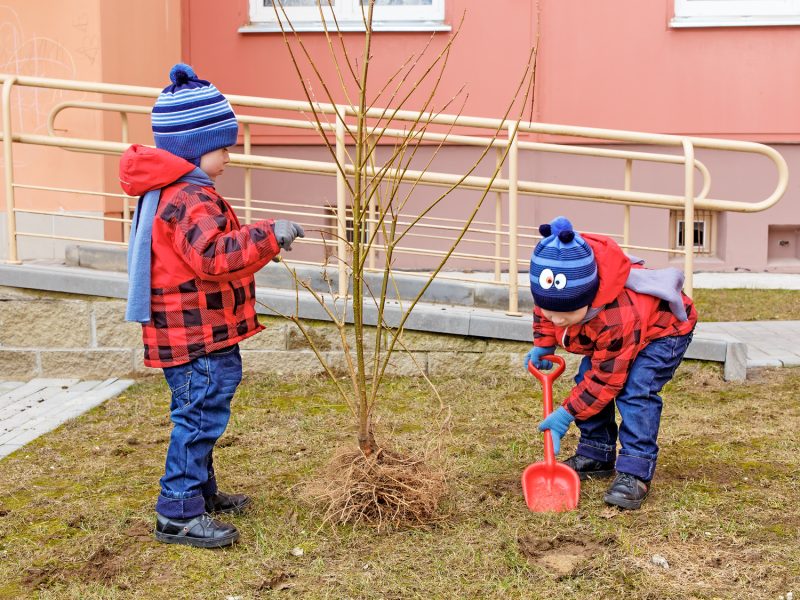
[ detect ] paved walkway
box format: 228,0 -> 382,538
0,378 -> 134,460
696,321 -> 800,368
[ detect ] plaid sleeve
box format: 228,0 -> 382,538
562,318 -> 639,420
533,306 -> 558,347
169,190 -> 280,282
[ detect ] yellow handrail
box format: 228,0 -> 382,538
0,73 -> 790,313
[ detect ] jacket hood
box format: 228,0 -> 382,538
118,144 -> 195,196
583,233 -> 631,308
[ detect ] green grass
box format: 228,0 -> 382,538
693,288 -> 800,322
1,364 -> 799,599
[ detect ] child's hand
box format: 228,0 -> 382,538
523,345 -> 556,371
537,406 -> 575,455
273,220 -> 305,251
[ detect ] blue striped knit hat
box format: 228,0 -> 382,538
529,216 -> 599,312
151,64 -> 238,164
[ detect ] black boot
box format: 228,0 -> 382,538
561,454 -> 615,481
154,513 -> 239,548
603,472 -> 650,510
205,491 -> 251,515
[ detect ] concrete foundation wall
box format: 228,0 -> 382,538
0,286 -> 539,380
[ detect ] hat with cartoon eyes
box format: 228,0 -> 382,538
529,216 -> 599,312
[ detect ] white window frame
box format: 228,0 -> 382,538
671,0 -> 800,27
244,0 -> 448,33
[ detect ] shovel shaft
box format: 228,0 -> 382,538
528,355 -> 566,467
542,383 -> 556,467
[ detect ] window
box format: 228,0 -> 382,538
245,0 -> 448,32
670,210 -> 716,256
671,0 -> 800,27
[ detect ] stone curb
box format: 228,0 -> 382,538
0,262 -> 754,381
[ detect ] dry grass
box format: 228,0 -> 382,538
693,288 -> 800,322
0,364 -> 799,599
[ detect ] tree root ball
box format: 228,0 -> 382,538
306,446 -> 447,530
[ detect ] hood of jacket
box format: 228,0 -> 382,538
582,232 -> 632,308
118,144 -> 195,197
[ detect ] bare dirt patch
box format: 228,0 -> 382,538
517,535 -> 610,578
79,546 -> 129,583
22,565 -> 62,590
123,519 -> 154,543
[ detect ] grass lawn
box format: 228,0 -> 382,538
1,362 -> 799,599
692,288 -> 800,322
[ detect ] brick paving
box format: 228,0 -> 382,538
0,378 -> 133,459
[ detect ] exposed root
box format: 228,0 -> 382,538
306,445 -> 447,530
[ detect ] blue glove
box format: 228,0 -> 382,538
523,345 -> 556,371
273,220 -> 305,251
537,406 -> 575,455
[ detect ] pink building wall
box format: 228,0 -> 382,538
189,0 -> 800,142
0,1 -> 797,271
0,0 -> 181,258
536,1 -> 800,141
188,0 -> 799,272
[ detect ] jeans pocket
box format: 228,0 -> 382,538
671,332 -> 693,359
163,366 -> 193,408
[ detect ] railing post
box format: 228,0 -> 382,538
2,77 -> 20,264
367,133 -> 376,271
494,146 -> 503,282
682,139 -> 695,297
506,122 -> 520,315
623,158 -> 632,248
120,112 -> 129,144
243,123 -> 252,225
121,112 -> 131,244
336,113 -> 348,297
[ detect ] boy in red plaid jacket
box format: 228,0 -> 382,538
122,64 -> 304,547
523,216 -> 696,510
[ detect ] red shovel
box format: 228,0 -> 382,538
522,354 -> 581,512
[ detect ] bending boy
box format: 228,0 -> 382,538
524,216 -> 696,510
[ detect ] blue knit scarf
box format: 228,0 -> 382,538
125,168 -> 213,323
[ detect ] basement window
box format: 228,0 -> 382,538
671,209 -> 716,255
671,0 -> 800,27
243,0 -> 450,32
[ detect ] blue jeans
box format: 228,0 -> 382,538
156,345 -> 242,519
572,332 -> 693,481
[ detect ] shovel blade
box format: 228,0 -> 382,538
521,462 -> 581,512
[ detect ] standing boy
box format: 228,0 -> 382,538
122,64 -> 304,547
524,216 -> 696,510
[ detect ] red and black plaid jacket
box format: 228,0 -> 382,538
120,145 -> 279,368
533,233 -> 697,420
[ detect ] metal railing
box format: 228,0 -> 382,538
0,73 -> 789,314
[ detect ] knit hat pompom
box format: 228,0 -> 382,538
151,63 -> 238,162
169,63 -> 196,85
539,217 -> 575,243
529,216 -> 599,312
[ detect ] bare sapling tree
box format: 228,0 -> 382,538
260,0 -> 537,528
